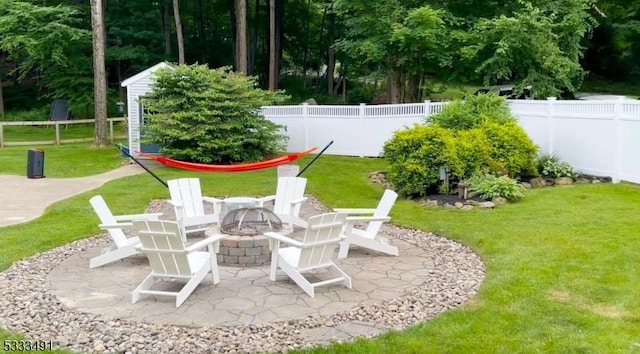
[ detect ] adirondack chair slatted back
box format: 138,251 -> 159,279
298,213 -> 346,270
133,220 -> 192,277
169,178 -> 205,219
274,177 -> 307,218
90,195 -> 128,248
366,190 -> 398,236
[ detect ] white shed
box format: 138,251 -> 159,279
120,62 -> 174,157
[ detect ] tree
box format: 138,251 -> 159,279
335,1 -> 450,102
0,0 -> 89,113
269,0 -> 277,90
235,0 -> 248,73
143,64 -> 289,163
466,1 -> 596,98
90,0 -> 108,146
173,0 -> 185,64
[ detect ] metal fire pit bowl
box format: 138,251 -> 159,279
220,207 -> 282,236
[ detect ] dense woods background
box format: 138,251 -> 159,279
1,0 -> 639,118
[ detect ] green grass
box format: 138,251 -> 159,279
1,145 -> 640,353
0,143 -> 127,177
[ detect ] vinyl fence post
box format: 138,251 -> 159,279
612,98 -> 623,183
424,100 -> 431,124
359,103 -> 366,157
302,102 -> 309,150
546,97 -> 556,155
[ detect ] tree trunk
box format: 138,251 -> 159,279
315,4 -> 328,87
301,0 -> 312,90
388,70 -> 402,104
0,74 -> 4,116
274,0 -> 283,87
197,0 -> 206,63
248,0 -> 259,75
235,0 -> 248,73
163,1 -> 172,56
326,13 -> 335,95
90,0 -> 108,146
173,0 -> 185,64
268,0 -> 276,90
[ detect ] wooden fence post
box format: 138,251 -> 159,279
55,122 -> 61,145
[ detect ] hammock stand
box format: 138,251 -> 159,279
138,147 -> 317,173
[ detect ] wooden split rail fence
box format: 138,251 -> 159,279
0,118 -> 127,148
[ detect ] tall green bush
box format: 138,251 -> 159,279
427,93 -> 515,130
384,95 -> 538,196
479,120 -> 538,177
143,64 -> 289,163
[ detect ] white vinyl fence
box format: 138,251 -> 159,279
262,99 -> 640,184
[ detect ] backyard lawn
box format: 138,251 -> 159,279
0,144 -> 639,353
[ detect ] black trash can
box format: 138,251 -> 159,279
27,149 -> 45,179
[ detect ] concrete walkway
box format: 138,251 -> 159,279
0,164 -> 145,227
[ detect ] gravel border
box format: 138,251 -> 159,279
0,197 -> 486,353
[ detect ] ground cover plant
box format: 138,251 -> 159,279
1,144 -> 639,352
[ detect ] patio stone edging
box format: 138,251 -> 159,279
0,197 -> 486,353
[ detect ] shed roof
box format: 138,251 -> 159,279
120,62 -> 174,87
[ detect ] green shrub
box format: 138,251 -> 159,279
536,154 -> 578,178
383,125 -> 459,196
454,128 -> 494,179
143,64 -> 289,163
478,120 -> 538,177
427,94 -> 515,130
467,173 -> 526,201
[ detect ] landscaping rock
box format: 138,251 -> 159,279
529,177 -> 546,188
454,202 -> 464,209
460,205 -> 474,211
492,197 -> 507,205
521,182 -> 532,189
478,202 -> 495,209
424,199 -> 439,207
555,177 -> 573,186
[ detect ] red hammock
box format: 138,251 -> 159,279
138,147 -> 317,172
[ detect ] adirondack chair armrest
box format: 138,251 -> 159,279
114,213 -> 162,222
98,222 -> 133,229
289,197 -> 307,205
344,216 -> 391,223
256,195 -> 276,207
167,200 -> 182,207
186,234 -> 226,252
333,208 -> 377,215
343,216 -> 391,233
202,196 -> 224,214
202,196 -> 223,204
263,231 -> 303,248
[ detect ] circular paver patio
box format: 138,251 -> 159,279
0,197 -> 486,353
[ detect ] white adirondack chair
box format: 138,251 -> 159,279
257,177 -> 308,228
131,219 -> 224,307
167,178 -> 223,238
264,212 -> 351,297
88,195 -> 162,268
334,189 -> 399,259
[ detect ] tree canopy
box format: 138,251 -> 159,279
0,0 -> 636,114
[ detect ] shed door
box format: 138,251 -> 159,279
138,97 -> 161,153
